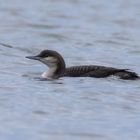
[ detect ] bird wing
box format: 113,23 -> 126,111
65,65 -> 126,77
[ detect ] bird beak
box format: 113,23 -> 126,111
26,55 -> 41,60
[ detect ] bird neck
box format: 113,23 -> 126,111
42,57 -> 66,79
54,58 -> 66,76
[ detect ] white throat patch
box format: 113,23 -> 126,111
40,56 -> 58,79
41,66 -> 57,79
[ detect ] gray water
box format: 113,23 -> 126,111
0,0 -> 140,140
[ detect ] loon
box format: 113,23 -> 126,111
26,50 -> 139,80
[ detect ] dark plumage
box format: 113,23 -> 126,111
26,50 -> 139,80
63,66 -> 139,80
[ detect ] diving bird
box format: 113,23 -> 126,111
26,50 -> 139,80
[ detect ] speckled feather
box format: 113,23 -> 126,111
62,65 -> 139,79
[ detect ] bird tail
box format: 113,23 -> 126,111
115,69 -> 139,80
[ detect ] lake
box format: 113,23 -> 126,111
0,0 -> 140,140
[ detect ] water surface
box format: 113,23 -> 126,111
0,0 -> 140,140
